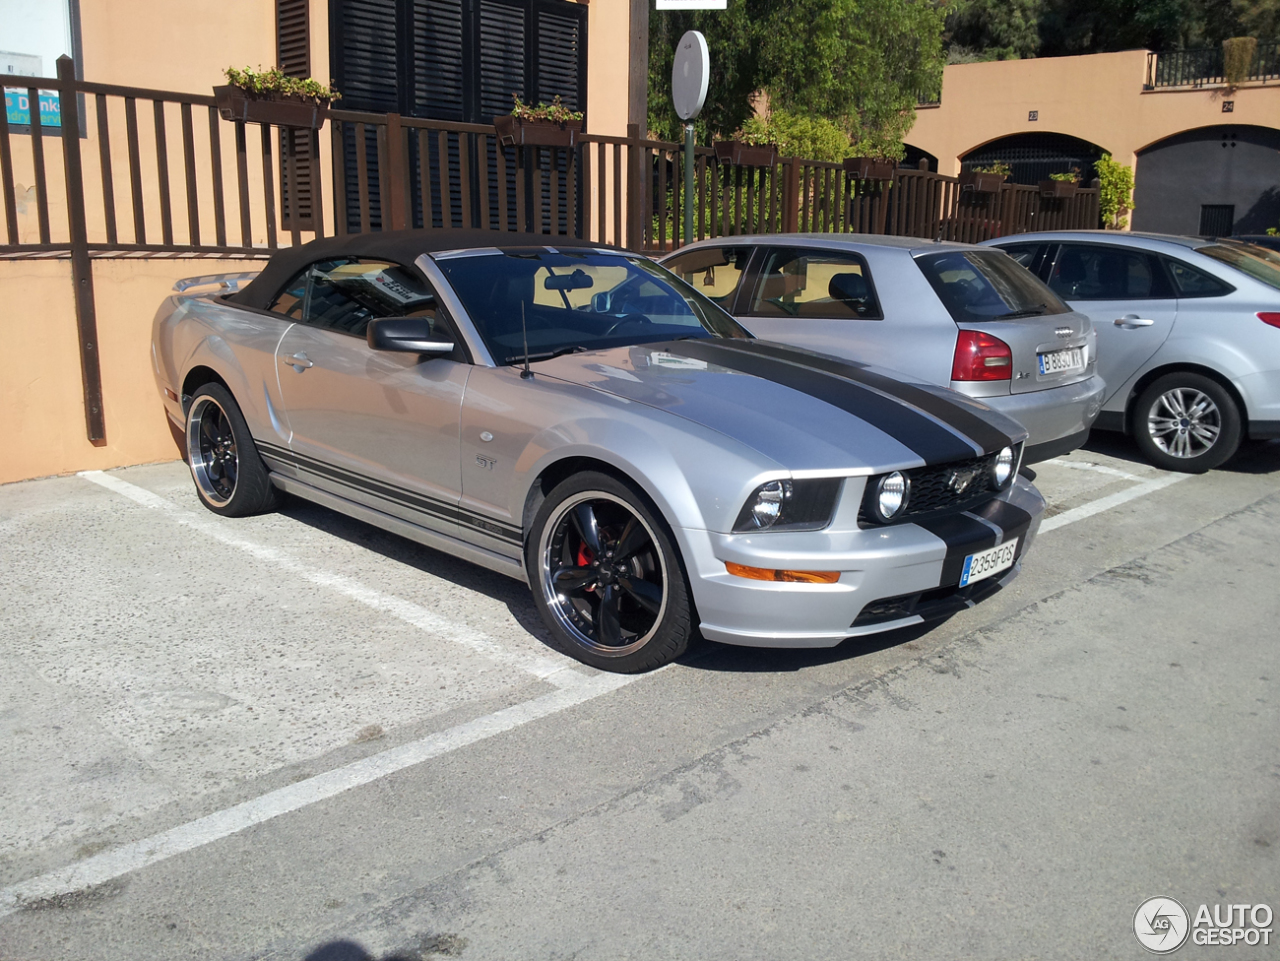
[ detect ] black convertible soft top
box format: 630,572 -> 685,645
229,229 -> 609,311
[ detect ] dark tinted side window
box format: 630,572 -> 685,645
999,243 -> 1043,272
1047,245 -> 1172,300
1163,257 -> 1237,297
268,271 -> 307,318
746,248 -> 882,320
304,259 -> 440,337
662,246 -> 753,309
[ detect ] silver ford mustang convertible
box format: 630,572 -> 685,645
152,230 -> 1045,672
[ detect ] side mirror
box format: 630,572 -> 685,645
367,317 -> 454,355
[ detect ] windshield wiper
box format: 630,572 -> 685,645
511,345 -> 589,365
995,303 -> 1048,319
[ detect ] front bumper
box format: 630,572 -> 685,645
980,374 -> 1105,461
681,476 -> 1044,648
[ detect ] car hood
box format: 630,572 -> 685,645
536,338 -> 1026,472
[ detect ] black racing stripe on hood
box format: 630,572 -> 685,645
664,339 -> 978,464
702,338 -> 1015,453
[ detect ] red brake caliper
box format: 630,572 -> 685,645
577,543 -> 596,593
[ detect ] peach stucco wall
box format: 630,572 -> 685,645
909,49 -> 1280,175
0,258 -> 272,485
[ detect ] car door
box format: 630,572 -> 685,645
1044,243 -> 1178,406
661,245 -> 754,311
272,258 -> 470,535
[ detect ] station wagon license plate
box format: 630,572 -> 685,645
1037,347 -> 1084,376
959,538 -> 1019,587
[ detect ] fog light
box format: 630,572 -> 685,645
992,446 -> 1015,488
875,471 -> 908,521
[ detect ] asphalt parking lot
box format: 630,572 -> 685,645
2,435 -> 1279,961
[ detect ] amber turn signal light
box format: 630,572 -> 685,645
725,562 -> 840,584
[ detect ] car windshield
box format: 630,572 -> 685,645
435,249 -> 750,365
916,249 -> 1070,323
1198,243 -> 1280,291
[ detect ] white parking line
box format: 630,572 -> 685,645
1041,457 -> 1146,482
0,670 -> 648,919
1040,472 -> 1190,533
77,470 -> 583,688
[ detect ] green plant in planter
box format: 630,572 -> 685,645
223,66 -> 340,102
510,94 -> 583,124
1096,153 -> 1135,230
1049,168 -> 1080,183
738,110 -> 853,163
973,162 -> 1011,176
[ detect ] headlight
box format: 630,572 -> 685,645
749,480 -> 786,529
733,478 -> 842,533
873,471 -> 909,522
992,446 -> 1016,488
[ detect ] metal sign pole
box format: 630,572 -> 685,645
671,30 -> 709,249
684,123 -> 695,244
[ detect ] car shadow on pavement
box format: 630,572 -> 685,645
304,936 -> 465,960
1082,431 -> 1280,475
275,498 -> 559,650
684,621 -> 943,674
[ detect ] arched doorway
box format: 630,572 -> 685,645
960,133 -> 1107,186
1132,125 -> 1280,236
901,144 -> 937,173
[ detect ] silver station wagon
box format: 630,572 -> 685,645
985,231 -> 1280,471
152,230 -> 1044,672
660,235 -> 1106,464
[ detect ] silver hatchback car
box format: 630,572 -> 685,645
984,231 -> 1280,472
660,236 -> 1105,464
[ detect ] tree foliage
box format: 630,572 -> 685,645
947,0 -> 1280,62
945,0 -> 1043,60
648,0 -> 945,159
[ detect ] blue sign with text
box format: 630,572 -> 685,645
5,88 -> 61,127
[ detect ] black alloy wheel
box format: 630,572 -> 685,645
184,382 -> 280,516
528,472 -> 694,672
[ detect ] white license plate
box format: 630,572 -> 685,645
959,538 -> 1019,587
1038,347 -> 1084,376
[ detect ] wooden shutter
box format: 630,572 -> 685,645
411,0 -> 466,120
277,0 -> 314,230
533,3 -> 583,111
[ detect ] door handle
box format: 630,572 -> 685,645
1114,316 -> 1156,328
281,352 -> 313,370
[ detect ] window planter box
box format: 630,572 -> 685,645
213,85 -> 328,129
843,157 -> 896,181
959,171 -> 1007,194
492,115 -> 583,148
712,141 -> 779,167
1039,179 -> 1079,199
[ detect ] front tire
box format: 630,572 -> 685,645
526,471 -> 695,673
185,383 -> 280,516
1132,372 -> 1241,473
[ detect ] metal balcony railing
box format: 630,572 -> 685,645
1145,42 -> 1280,89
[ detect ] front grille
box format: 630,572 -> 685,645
859,448 -> 1016,526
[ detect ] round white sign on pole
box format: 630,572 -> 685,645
672,30 -> 709,122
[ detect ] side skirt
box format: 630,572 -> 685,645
269,473 -> 528,584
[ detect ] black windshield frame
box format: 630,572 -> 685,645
435,249 -> 751,366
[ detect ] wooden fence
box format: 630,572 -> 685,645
1,59 -> 1099,445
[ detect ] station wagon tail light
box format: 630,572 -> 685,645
951,330 -> 1012,381
725,562 -> 840,584
1259,312 -> 1280,329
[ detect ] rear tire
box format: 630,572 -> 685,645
1132,372 -> 1241,473
184,383 -> 280,516
526,471 -> 694,673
